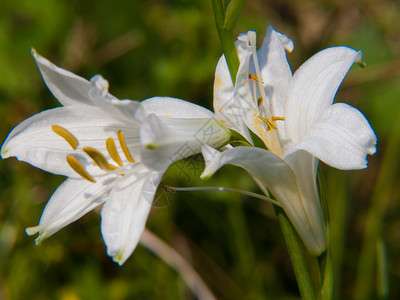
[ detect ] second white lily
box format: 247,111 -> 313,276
201,25 -> 377,255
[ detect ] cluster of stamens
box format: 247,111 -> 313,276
248,73 -> 285,131
51,125 -> 135,183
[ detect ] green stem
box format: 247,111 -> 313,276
211,0 -> 240,83
274,205 -> 316,300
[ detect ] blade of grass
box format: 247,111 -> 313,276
354,108 -> 400,299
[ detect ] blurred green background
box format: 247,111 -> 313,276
0,0 -> 399,299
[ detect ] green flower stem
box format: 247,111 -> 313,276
274,205 -> 316,300
211,0 -> 240,83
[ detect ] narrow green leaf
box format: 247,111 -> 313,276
376,239 -> 389,300
211,0 -> 240,83
223,0 -> 246,31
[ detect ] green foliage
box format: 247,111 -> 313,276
1,0 -> 399,299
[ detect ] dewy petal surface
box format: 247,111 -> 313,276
101,170 -> 163,265
285,46 -> 363,148
1,106 -> 140,177
201,145 -> 326,254
288,103 -> 377,170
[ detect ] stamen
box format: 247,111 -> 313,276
258,116 -> 277,131
118,130 -> 135,163
272,116 -> 285,122
106,137 -> 123,167
51,125 -> 79,150
83,147 -> 118,171
257,97 -> 263,106
66,155 -> 96,183
249,73 -> 259,82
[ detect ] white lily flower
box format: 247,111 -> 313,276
1,50 -> 230,265
201,25 -> 377,255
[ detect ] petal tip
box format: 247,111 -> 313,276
31,47 -> 37,58
112,253 -> 126,266
25,226 -> 39,236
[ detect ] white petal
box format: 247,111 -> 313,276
257,25 -> 293,145
285,46 -> 363,147
1,106 -> 140,177
32,49 -> 94,107
201,145 -> 326,255
101,170 -> 164,265
141,97 -> 213,118
140,115 -> 230,170
287,103 -> 377,170
26,177 -> 114,244
213,46 -> 254,143
258,25 -> 293,117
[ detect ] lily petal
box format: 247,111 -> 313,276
1,106 -> 140,177
201,145 -> 326,255
141,97 -> 214,118
141,114 -> 230,170
101,170 -> 164,265
285,46 -> 363,148
26,177 -> 114,244
258,25 -> 293,120
288,103 -> 377,170
214,41 -> 254,143
32,49 -> 96,107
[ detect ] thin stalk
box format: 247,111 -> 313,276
166,185 -> 281,206
140,229 -> 216,300
211,0 -> 240,83
274,205 -> 316,300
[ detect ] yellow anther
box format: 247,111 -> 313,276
83,147 -> 117,171
258,116 -> 277,131
51,125 -> 79,150
272,116 -> 285,122
106,137 -> 123,167
118,130 -> 135,163
249,73 -> 259,82
66,155 -> 96,183
257,97 -> 263,106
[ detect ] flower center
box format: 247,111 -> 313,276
248,31 -> 284,157
51,125 -> 135,183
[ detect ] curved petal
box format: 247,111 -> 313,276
285,46 -> 363,148
201,145 -> 326,255
1,106 -> 140,177
140,115 -> 230,170
213,41 -> 254,143
33,49 -> 94,107
141,97 -> 213,119
25,176 -> 115,244
258,25 -> 293,119
287,103 -> 377,170
101,170 -> 164,265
